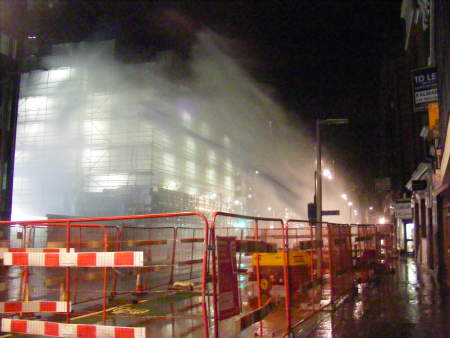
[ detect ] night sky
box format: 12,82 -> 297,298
35,0 -> 404,185
173,1 -> 404,184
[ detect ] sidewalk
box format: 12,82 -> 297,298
302,258 -> 450,337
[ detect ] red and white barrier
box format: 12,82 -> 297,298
1,319 -> 146,337
0,301 -> 70,313
3,251 -> 143,267
0,248 -> 74,259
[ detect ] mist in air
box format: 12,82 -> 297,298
12,27 -> 352,223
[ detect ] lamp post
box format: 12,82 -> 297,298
315,118 -> 349,276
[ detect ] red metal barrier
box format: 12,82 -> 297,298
327,223 -> 354,303
375,223 -> 397,273
209,212 -> 288,338
284,220 -> 332,332
351,224 -> 378,283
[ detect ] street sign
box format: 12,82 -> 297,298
321,210 -> 340,216
394,202 -> 412,219
411,67 -> 438,112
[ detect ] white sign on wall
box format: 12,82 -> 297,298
394,202 -> 412,219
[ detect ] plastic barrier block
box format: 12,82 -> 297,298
1,319 -> 146,338
3,252 -> 143,267
0,301 -> 69,313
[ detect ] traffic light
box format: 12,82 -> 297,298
307,203 -> 316,221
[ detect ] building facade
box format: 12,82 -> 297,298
383,0 -> 450,285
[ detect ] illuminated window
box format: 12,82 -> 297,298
206,168 -> 216,184
225,159 -> 233,172
185,137 -> 196,154
48,68 -> 72,82
185,161 -> 196,178
208,151 -> 216,164
224,176 -> 233,190
163,153 -> 175,173
25,96 -> 47,111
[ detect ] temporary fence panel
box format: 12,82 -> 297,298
113,226 -> 175,295
285,220 -> 331,332
375,223 -> 397,273
327,223 -> 353,303
74,213 -> 210,338
209,212 -> 288,338
351,224 -> 378,283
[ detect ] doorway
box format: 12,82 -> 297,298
404,222 -> 415,256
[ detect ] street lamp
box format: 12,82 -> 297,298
315,118 -> 349,276
315,118 -> 349,223
322,168 -> 333,180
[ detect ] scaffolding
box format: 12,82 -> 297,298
13,40 -> 271,219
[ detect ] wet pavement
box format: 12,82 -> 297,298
301,257 -> 450,337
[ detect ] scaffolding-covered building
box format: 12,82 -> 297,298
12,36 -> 301,220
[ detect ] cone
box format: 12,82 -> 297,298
134,271 -> 144,294
23,283 -> 30,302
133,271 -> 147,296
59,282 -> 68,301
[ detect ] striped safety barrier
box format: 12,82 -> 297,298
0,301 -> 70,313
0,248 -> 74,259
1,319 -> 146,337
3,251 -> 144,267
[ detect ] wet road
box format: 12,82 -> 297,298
301,257 -> 449,338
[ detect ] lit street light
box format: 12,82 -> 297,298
322,168 -> 333,180
341,193 -> 348,200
